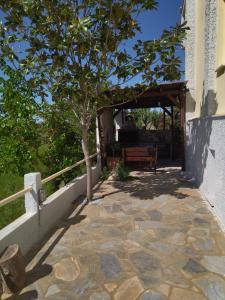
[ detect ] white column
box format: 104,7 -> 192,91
96,117 -> 101,169
24,172 -> 41,214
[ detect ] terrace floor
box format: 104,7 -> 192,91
12,167 -> 225,299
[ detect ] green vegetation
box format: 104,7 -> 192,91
0,174 -> 24,229
131,108 -> 171,130
114,162 -> 130,181
0,1 -> 187,227
101,167 -> 110,181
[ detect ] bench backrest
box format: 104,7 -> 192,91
123,147 -> 157,159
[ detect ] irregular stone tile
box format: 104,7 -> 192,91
129,251 -> 161,285
47,289 -> 81,299
97,240 -> 123,252
196,207 -> 210,214
168,232 -> 186,245
127,230 -> 148,243
188,228 -> 209,238
104,283 -> 117,293
70,277 -> 96,297
98,253 -> 122,280
201,256 -> 225,276
105,204 -> 122,214
54,257 -> 80,282
89,291 -> 111,300
136,221 -> 164,230
193,238 -> 215,251
194,218 -> 209,226
45,284 -> 60,297
156,228 -> 174,239
183,259 -> 207,274
170,288 -> 206,300
187,236 -> 196,243
156,284 -> 171,297
214,232 -> 225,254
146,242 -> 176,254
147,210 -> 162,221
164,267 -> 189,288
114,276 -> 144,300
193,273 -> 225,300
139,290 -> 166,300
130,251 -> 161,273
180,247 -> 200,258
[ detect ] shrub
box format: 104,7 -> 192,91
114,162 -> 130,181
101,166 -> 110,181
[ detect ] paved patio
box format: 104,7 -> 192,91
13,168 -> 225,299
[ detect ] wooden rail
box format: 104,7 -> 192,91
0,186 -> 33,208
41,152 -> 99,184
0,152 -> 99,208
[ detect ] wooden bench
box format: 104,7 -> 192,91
122,146 -> 158,174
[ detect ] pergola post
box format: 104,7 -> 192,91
163,110 -> 166,130
179,94 -> 186,171
171,105 -> 174,161
97,113 -> 105,168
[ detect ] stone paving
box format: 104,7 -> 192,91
11,168 -> 225,299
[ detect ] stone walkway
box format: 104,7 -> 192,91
14,168 -> 225,299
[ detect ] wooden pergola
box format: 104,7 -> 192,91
97,81 -> 188,170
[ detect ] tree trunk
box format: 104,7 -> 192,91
82,125 -> 93,201
0,244 -> 26,294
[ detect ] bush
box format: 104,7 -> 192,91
0,173 -> 25,229
114,162 -> 130,181
101,166 -> 110,181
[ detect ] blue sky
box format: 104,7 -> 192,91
126,0 -> 184,85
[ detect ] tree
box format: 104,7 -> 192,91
0,60 -> 39,175
0,1 -> 187,200
131,108 -> 161,129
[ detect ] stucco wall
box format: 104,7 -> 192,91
186,116 -> 225,227
0,164 -> 101,255
185,0 -> 225,228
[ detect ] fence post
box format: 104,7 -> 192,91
24,172 -> 41,214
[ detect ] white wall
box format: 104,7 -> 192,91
186,115 -> 225,228
0,164 -> 101,255
185,0 -> 225,229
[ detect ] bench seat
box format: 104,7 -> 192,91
122,147 -> 157,173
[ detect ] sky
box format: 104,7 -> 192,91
126,0 -> 185,85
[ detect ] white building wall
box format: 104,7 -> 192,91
185,0 -> 225,229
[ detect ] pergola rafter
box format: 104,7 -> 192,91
98,81 -> 188,170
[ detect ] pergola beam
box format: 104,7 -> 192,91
161,106 -> 172,117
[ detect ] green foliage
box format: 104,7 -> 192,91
101,166 -> 110,181
0,63 -> 40,175
114,162 -> 130,181
0,1 -> 188,131
0,173 -> 24,229
131,108 -> 173,130
0,0 -> 188,223
131,108 -> 163,129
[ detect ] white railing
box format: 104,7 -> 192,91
0,151 -> 101,255
0,152 -> 99,209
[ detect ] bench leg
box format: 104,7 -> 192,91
154,161 -> 157,175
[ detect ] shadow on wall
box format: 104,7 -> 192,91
186,89 -> 217,186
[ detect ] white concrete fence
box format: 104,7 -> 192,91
0,153 -> 101,255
